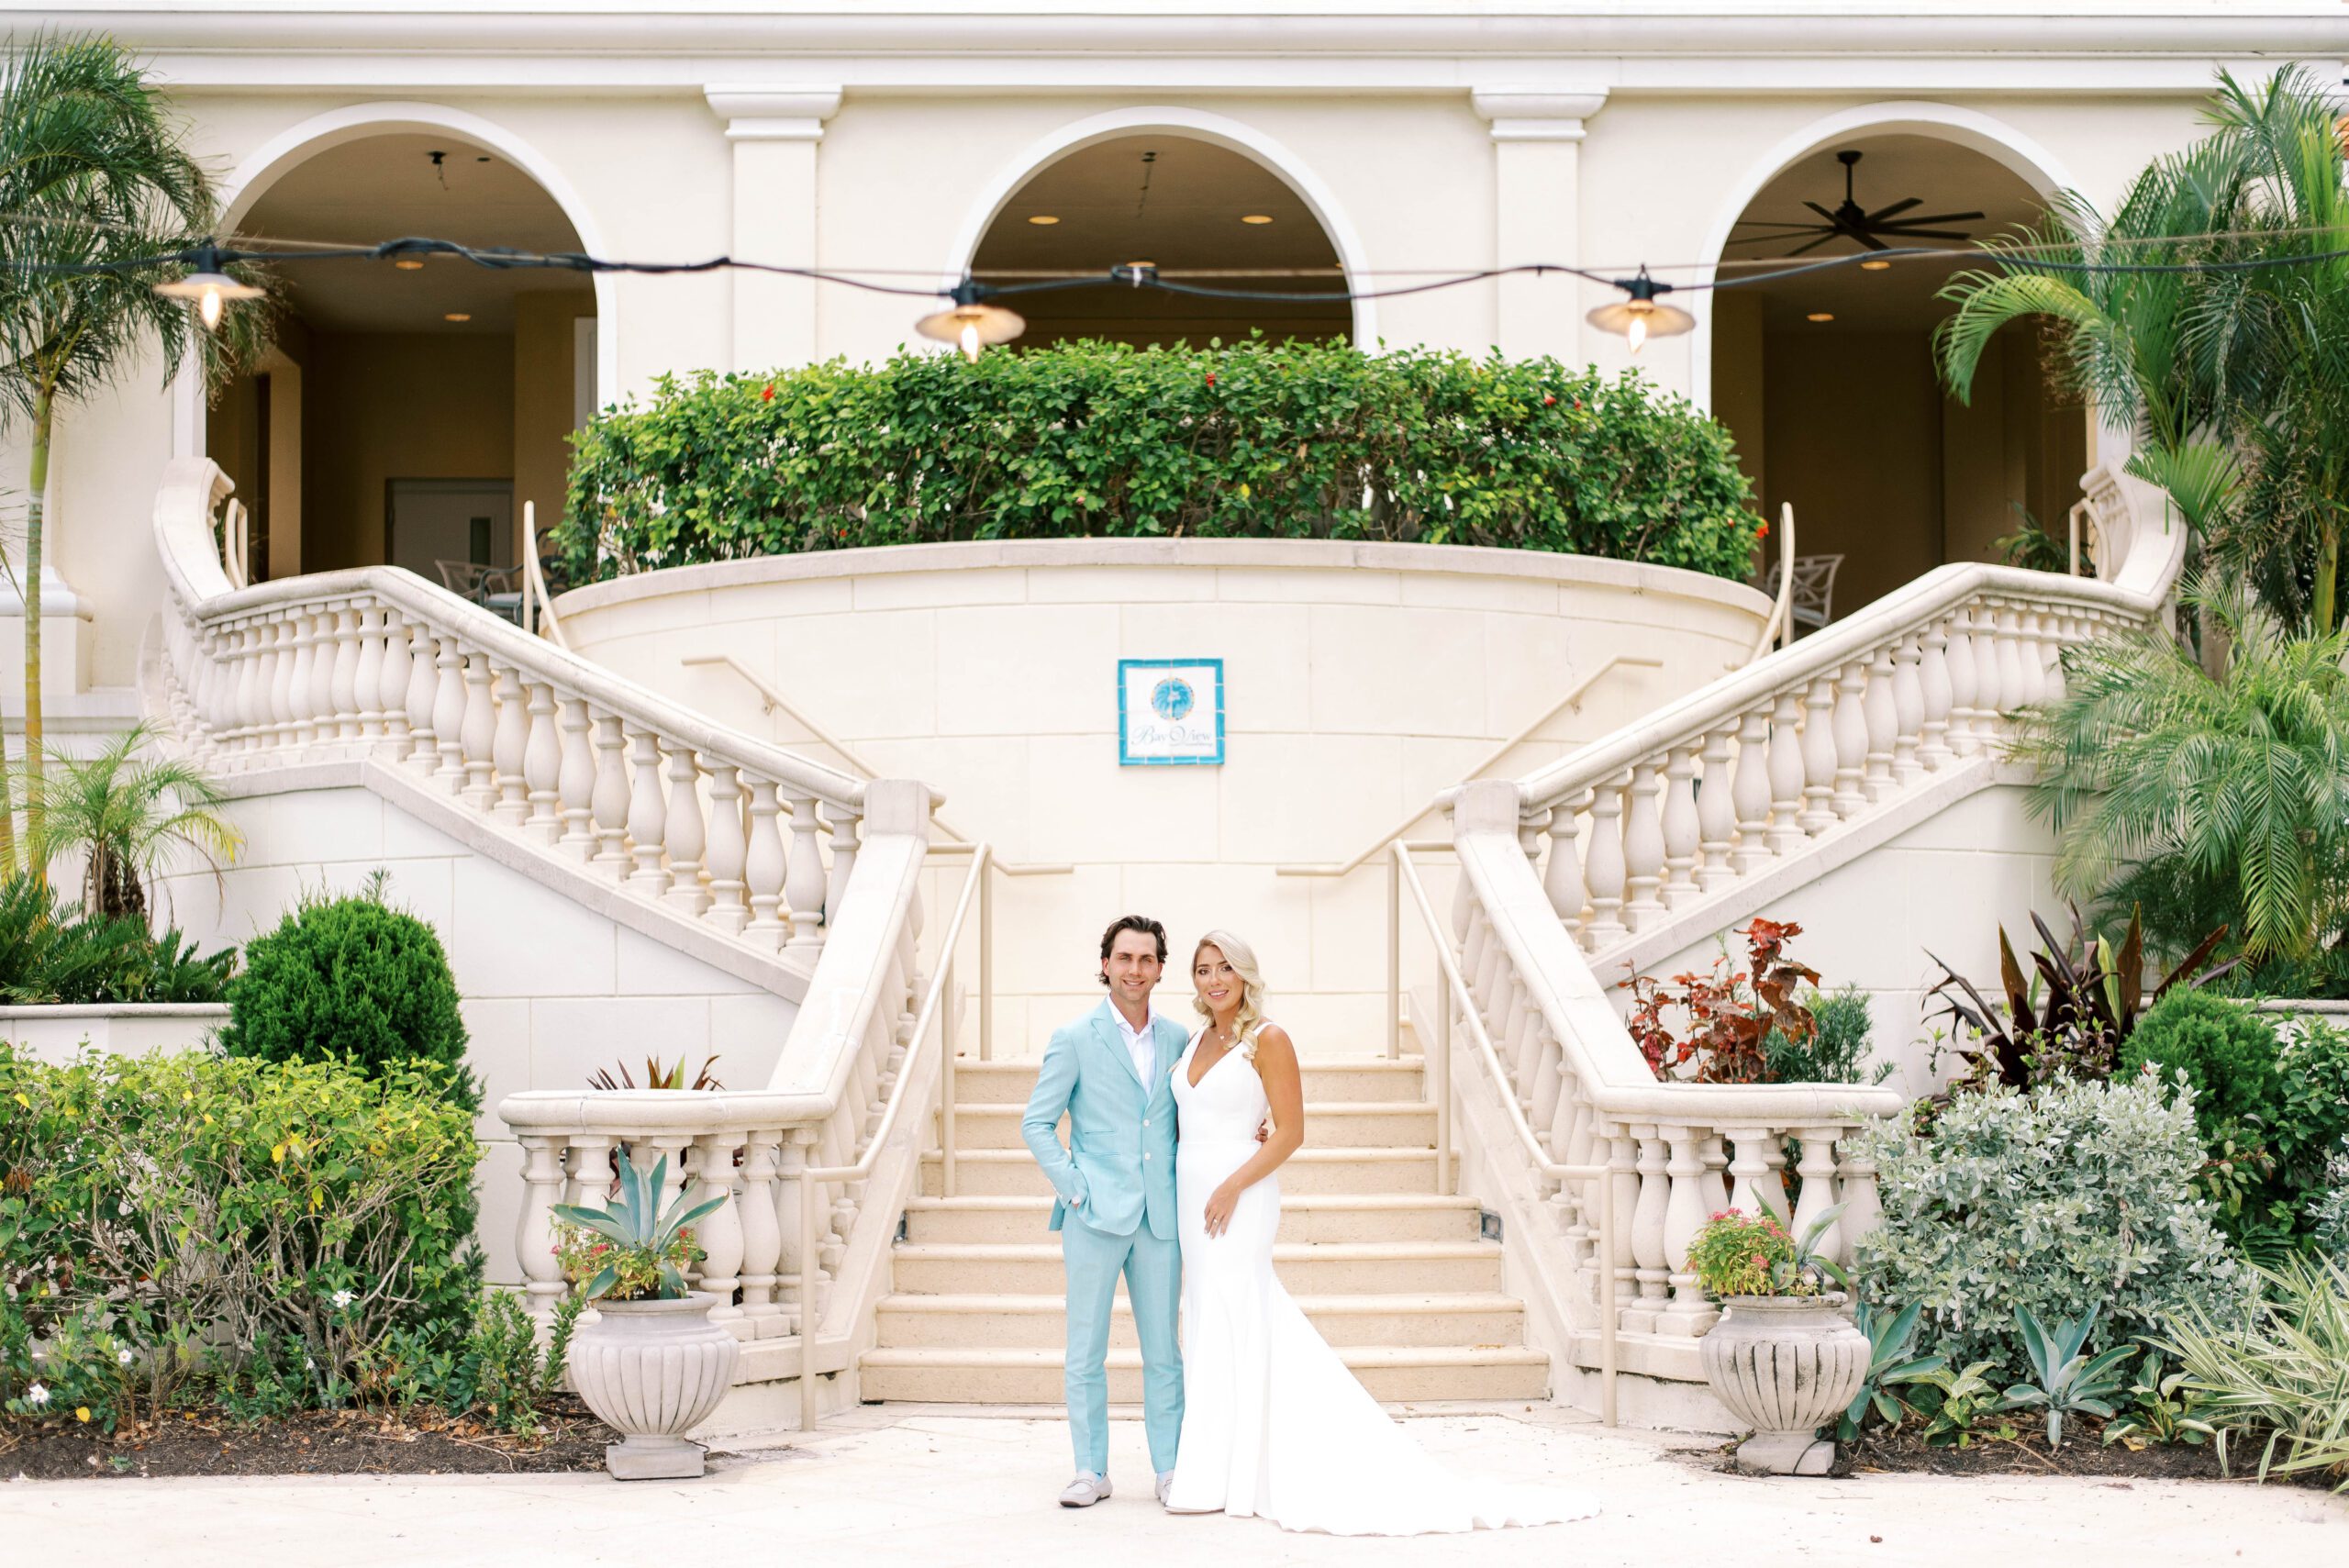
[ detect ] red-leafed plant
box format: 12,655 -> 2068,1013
1622,918 -> 1821,1084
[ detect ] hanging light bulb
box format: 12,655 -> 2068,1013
1586,267 -> 1695,355
152,242 -> 262,332
916,279 -> 1025,362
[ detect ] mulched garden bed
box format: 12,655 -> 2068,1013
0,1394 -> 623,1480
1828,1424 -> 2341,1488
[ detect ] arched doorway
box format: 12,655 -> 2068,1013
1707,131 -> 2088,621
205,127 -> 597,584
967,131 -> 1354,350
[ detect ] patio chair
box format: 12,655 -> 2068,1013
1787,552 -> 1844,634
435,559 -> 527,625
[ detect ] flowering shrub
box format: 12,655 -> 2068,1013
1687,1208 -> 1812,1297
0,1044 -> 481,1429
1854,1074 -> 2248,1382
553,1218 -> 703,1302
559,339 -> 1765,583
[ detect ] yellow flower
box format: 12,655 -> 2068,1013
271,1143 -> 285,1164
12,1093 -> 27,1108
75,1407 -> 91,1423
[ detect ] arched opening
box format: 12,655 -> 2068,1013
205,129 -> 597,586
968,132 -> 1353,350
1708,132 -> 2087,621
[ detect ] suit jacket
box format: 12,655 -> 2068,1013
1021,999 -> 1186,1240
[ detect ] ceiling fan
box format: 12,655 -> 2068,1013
1729,150 -> 1986,257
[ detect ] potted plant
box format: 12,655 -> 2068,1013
553,1149 -> 740,1479
1689,1204 -> 1869,1474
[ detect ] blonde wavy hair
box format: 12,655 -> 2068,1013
1190,929 -> 1270,1054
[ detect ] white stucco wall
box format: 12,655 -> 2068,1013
152,780 -> 799,1284
554,539 -> 1766,1051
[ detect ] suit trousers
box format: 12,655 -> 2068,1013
1059,1208 -> 1183,1476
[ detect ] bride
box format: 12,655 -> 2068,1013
1163,929 -> 1598,1535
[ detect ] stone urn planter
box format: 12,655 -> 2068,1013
567,1291 -> 740,1480
1699,1293 -> 1869,1475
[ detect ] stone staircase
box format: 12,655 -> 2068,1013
858,1055 -> 1552,1404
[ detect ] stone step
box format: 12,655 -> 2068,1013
921,1147 -> 1442,1198
890,1240 -> 1503,1297
947,1057 -> 1424,1106
901,1194 -> 1483,1246
944,1100 -> 1433,1151
857,1344 -> 1551,1405
873,1291 -> 1527,1351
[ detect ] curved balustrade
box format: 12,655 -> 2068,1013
150,459 -> 896,969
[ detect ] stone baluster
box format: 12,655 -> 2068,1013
1542,793 -> 1587,936
1620,1129 -> 1668,1332
247,617 -> 283,753
1975,601 -> 2009,739
1620,763 -> 1666,932
1889,635 -> 1924,785
283,611 -> 317,749
1505,978 -> 1541,1108
565,1132 -> 615,1208
1731,710 -> 1773,874
1660,746 -> 1701,905
1765,692 -> 1807,854
737,1130 -> 785,1335
1831,662 -> 1869,818
460,653 -> 498,810
625,729 -> 671,896
2012,605 -> 2046,707
556,696 -> 596,859
491,667 -> 530,827
2041,608 -> 2070,704
1658,1125 -> 1720,1337
1696,727 -> 1737,892
743,781 -> 789,950
256,617 -> 289,753
775,1131 -> 812,1335
1724,1128 -> 1790,1223
522,682 -> 562,844
662,748 -> 710,915
1581,775 -> 1630,951
705,764 -> 751,937
1835,1135 -> 1883,1262
431,636 -> 469,791
1608,1128 -> 1641,1331
1790,1127 -> 1844,1265
403,624 -> 440,774
787,796 -> 830,951
515,1135 -> 567,1327
1943,606 -> 1981,756
822,803 -> 860,929
1917,618 -> 1954,770
374,608 -> 412,756
590,713 -> 631,873
688,1132 -> 747,1324
1798,674 -> 1839,834
1862,647 -> 1898,802
320,606 -> 354,741
1527,1025 -> 1564,1142
352,606 -> 387,740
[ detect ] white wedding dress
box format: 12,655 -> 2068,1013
1163,1023 -> 1598,1535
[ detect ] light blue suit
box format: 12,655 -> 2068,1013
1022,999 -> 1187,1477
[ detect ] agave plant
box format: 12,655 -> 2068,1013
550,1150 -> 727,1302
1838,1302 -> 1946,1442
2002,1305 -> 2138,1448
1925,903 -> 2230,1090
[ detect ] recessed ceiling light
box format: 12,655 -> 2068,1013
1241,214 -> 1274,225
1807,312 -> 1835,322
1860,259 -> 1892,271
395,259 -> 425,271
1027,215 -> 1060,226
444,312 -> 473,323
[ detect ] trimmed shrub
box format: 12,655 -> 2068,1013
221,889 -> 473,1107
2121,989 -> 2283,1141
1854,1074 -> 2248,1382
560,340 -> 1766,584
0,1045 -> 482,1429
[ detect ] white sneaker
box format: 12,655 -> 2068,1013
1156,1471 -> 1175,1506
1060,1473 -> 1112,1508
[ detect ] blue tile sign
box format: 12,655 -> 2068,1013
1118,658 -> 1225,766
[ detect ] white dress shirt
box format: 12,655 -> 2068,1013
1108,1003 -> 1157,1084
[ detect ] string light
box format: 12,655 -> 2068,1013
915,280 -> 1025,361
150,242 -> 262,331
1584,268 -> 1694,354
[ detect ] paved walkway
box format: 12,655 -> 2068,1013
4,1406 -> 2340,1567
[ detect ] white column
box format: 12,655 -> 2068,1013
1469,89 -> 1608,362
706,88 -> 843,373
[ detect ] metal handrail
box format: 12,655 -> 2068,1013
520,500 -> 569,649
795,841 -> 990,1430
1751,502 -> 1796,660
1394,840 -> 1618,1427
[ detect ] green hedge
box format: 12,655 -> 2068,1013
558,339 -> 1766,583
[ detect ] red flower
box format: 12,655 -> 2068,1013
1756,522 -> 1770,540
1573,398 -> 1584,411
1543,394 -> 1557,406
761,384 -> 775,403
1205,372 -> 1217,387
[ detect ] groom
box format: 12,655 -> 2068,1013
1022,914 -> 1189,1508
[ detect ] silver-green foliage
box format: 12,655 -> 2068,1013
2162,1254 -> 2349,1489
2310,1142 -> 2349,1261
1855,1074 -> 2248,1380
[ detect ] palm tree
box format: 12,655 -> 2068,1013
2011,575 -> 2349,970
0,34 -> 272,871
9,722 -> 241,918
